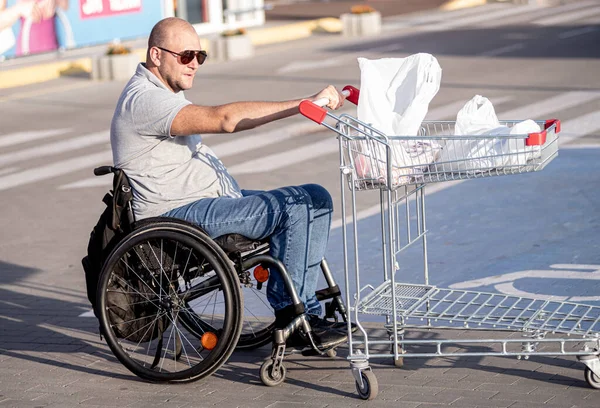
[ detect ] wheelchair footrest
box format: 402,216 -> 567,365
315,285 -> 341,301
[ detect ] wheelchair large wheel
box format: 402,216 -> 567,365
97,220 -> 243,382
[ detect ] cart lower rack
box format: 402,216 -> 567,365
298,88 -> 600,400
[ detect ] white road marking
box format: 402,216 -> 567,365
60,122 -> 324,189
423,4 -> 539,31
484,0 -> 600,27
426,96 -> 513,120
228,137 -> 338,175
383,3 -> 507,30
450,264 -> 600,302
0,167 -> 18,176
558,110 -> 600,144
210,123 -> 322,157
277,57 -> 345,74
367,43 -> 405,53
536,5 -> 600,26
558,26 -> 598,40
0,131 -> 109,166
479,43 -> 524,57
0,128 -> 70,148
498,91 -> 600,120
0,151 -> 112,191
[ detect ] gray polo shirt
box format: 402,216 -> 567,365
110,63 -> 242,220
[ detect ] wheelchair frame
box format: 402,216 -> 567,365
93,166 -> 349,384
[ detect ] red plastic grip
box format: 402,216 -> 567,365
299,100 -> 327,124
343,85 -> 360,105
545,118 -> 561,133
526,130 -> 547,146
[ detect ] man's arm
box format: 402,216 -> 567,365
170,85 -> 344,136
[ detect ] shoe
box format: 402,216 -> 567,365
274,306 -> 347,350
320,318 -> 359,333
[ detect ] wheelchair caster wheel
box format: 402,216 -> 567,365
326,348 -> 337,358
585,367 -> 600,390
260,360 -> 287,387
355,370 -> 378,400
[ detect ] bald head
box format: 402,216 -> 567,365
145,17 -> 202,93
148,17 -> 196,51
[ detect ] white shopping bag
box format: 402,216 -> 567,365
454,95 -> 499,135
354,53 -> 442,185
434,95 -> 542,173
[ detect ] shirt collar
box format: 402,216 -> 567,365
136,63 -> 176,93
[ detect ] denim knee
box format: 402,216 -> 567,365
279,186 -> 314,227
300,184 -> 333,212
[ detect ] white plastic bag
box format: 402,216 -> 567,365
354,53 -> 442,185
454,95 -> 500,135
433,96 -> 542,173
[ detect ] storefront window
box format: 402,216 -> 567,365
175,0 -> 208,24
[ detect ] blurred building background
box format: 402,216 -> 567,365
0,0 -> 266,59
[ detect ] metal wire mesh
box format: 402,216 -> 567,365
338,119 -> 559,191
357,282 -> 600,337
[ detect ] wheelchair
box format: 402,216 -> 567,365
93,166 -> 349,385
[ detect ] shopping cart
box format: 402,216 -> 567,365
299,86 -> 600,400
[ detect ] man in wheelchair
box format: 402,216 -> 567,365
110,17 -> 348,350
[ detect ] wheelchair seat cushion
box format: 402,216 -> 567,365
214,234 -> 266,254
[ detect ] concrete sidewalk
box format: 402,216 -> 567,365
0,0 -> 480,90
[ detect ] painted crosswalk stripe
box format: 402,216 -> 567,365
484,0 -> 600,27
37,93 -> 600,190
0,151 -> 112,191
0,167 -> 18,176
0,131 -> 109,167
0,128 -> 70,148
423,4 -> 539,31
426,96 -> 514,120
210,122 -> 322,157
59,122 -> 324,189
480,43 -> 524,57
498,91 -> 600,120
558,110 -> 600,145
384,3 -> 506,30
228,137 -> 338,175
536,5 -> 600,26
558,26 -> 598,40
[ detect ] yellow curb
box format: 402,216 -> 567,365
247,17 -> 341,46
0,51 -> 146,90
0,18 -> 343,89
440,0 -> 487,11
314,17 -> 343,34
0,58 -> 93,89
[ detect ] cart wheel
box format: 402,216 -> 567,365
260,360 -> 287,387
326,348 -> 337,358
393,345 -> 405,368
355,370 -> 378,400
584,367 -> 600,390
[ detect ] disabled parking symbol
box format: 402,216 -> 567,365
449,264 -> 600,302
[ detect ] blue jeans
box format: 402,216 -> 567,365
161,184 -> 333,315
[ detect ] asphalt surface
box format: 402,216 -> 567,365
2,1 -> 600,406
265,0 -> 449,20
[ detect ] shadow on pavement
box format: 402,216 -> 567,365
0,260 -> 137,381
328,24 -> 600,60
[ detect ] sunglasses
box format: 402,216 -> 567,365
156,46 -> 208,65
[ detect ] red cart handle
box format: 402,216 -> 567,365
526,119 -> 561,146
299,85 -> 360,124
